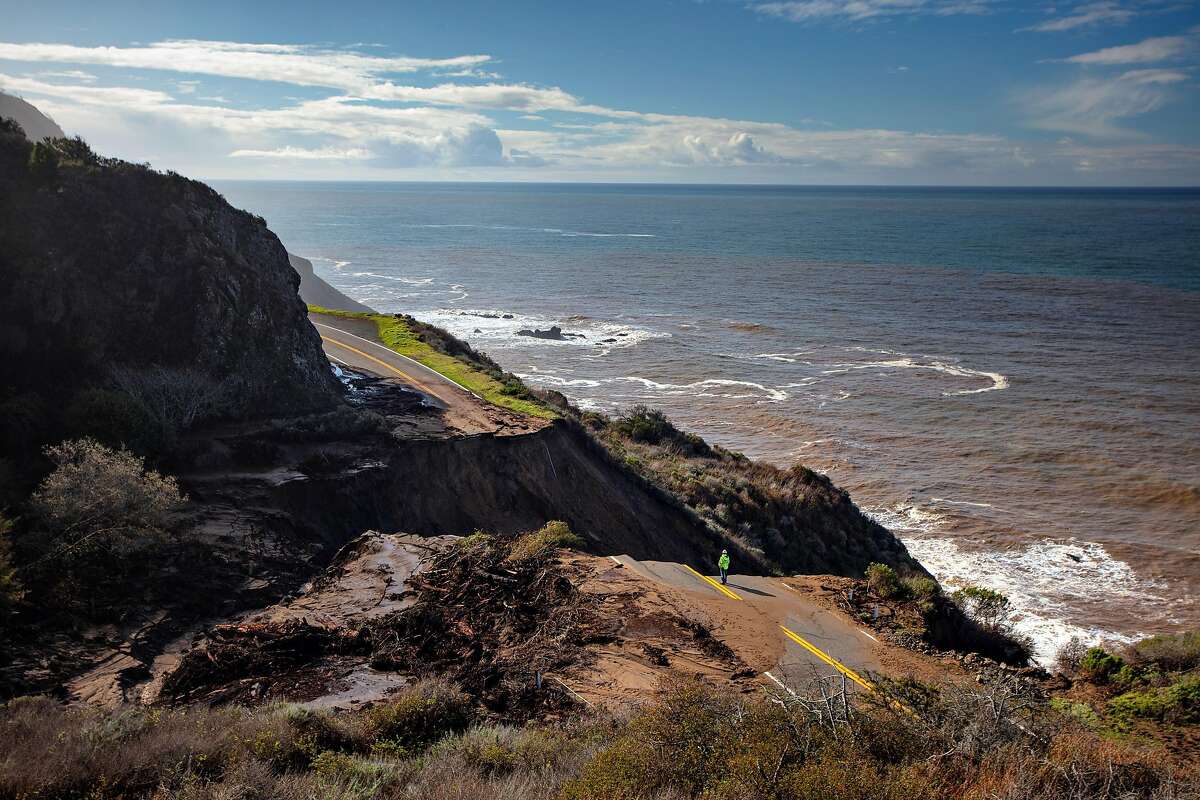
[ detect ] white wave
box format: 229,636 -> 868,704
349,271 -> 435,286
931,497 -> 1008,512
420,308 -> 668,350
406,222 -> 654,238
868,503 -> 1171,665
518,372 -> 789,403
822,357 -> 1008,395
612,376 -> 789,403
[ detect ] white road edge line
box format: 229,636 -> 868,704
609,556 -> 624,566
312,320 -> 482,400
763,671 -> 797,698
859,630 -> 880,643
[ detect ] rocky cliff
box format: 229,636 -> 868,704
0,124 -> 340,426
0,91 -> 65,142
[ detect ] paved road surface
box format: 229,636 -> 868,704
611,555 -> 884,695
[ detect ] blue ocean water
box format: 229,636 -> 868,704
214,181 -> 1200,663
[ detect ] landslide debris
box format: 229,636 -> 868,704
162,525 -> 614,719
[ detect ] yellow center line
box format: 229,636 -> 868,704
319,335 -> 448,403
779,624 -> 875,693
682,564 -> 742,601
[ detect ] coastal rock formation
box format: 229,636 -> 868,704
290,252 -> 375,313
0,91 -> 65,141
516,325 -> 586,340
0,123 -> 341,421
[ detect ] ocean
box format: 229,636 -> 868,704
212,181 -> 1200,664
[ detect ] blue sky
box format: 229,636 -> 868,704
1,0 -> 1197,184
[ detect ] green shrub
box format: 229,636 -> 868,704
27,141 -> 58,181
1124,631 -> 1200,673
1109,674 -> 1200,725
367,679 -> 473,751
904,576 -> 940,601
952,585 -> 1014,631
1079,647 -> 1126,684
506,520 -> 585,563
27,439 -> 186,590
866,562 -> 902,599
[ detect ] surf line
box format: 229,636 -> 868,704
683,564 -> 742,600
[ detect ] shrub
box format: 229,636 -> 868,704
27,141 -> 58,181
64,387 -> 161,454
109,365 -> 228,447
1109,674 -> 1200,725
366,679 -> 473,751
903,576 -> 940,601
0,515 -> 21,618
28,438 -> 186,569
1124,631 -> 1200,673
506,520 -> 585,563
952,585 -> 1015,631
866,562 -> 902,599
1079,646 -> 1126,685
612,404 -> 673,444
1057,636 -> 1088,673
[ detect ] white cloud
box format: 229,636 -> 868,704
2,38 -> 1197,182
1019,68 -> 1188,137
0,40 -> 492,92
1019,1 -> 1135,31
230,145 -> 371,159
753,0 -> 990,22
1060,34 -> 1195,64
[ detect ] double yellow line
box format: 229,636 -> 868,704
319,334 -> 448,403
779,625 -> 874,692
682,564 -> 742,601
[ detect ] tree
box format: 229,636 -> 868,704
29,438 -> 186,567
952,586 -> 1015,632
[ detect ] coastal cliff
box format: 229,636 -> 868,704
0,123 -> 340,434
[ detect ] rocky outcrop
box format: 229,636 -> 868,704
290,252 -> 374,313
0,91 -> 65,141
0,126 -> 340,421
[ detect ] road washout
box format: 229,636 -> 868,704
153,531 -> 966,717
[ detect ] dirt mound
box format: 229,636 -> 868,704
160,530 -> 611,718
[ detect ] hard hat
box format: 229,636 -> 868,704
722,549 -> 728,553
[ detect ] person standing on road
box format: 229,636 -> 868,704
718,549 -> 730,585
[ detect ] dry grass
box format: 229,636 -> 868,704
2,673 -> 1197,800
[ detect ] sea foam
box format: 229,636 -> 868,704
868,503 -> 1175,665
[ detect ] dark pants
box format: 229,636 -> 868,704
719,566 -> 727,584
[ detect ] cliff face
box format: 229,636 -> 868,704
0,91 -> 65,141
0,126 -> 340,421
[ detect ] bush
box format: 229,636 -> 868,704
366,679 -> 473,751
1079,647 -> 1126,685
0,515 -> 21,618
506,520 -> 585,563
952,585 -> 1015,631
1125,631 -> 1200,673
1057,636 -> 1088,673
27,141 -> 58,181
64,387 -> 161,454
1109,675 -> 1200,725
866,562 -> 902,599
28,438 -> 186,569
903,576 -> 940,601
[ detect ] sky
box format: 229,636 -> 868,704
0,0 -> 1197,184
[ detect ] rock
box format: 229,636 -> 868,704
516,325 -> 587,341
0,121 -> 342,419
